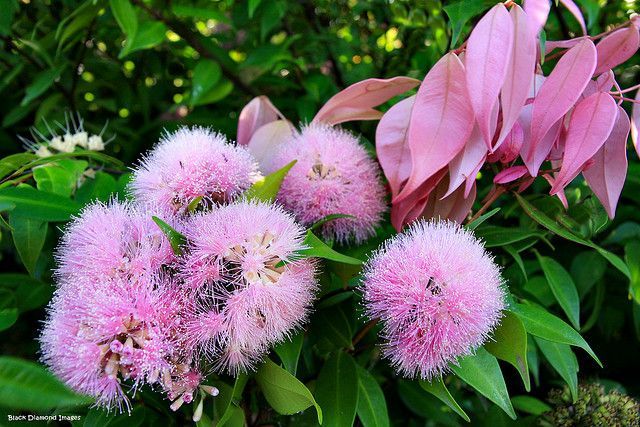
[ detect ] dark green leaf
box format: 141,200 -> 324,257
315,352 -> 358,427
0,186 -> 81,221
625,241 -> 640,304
419,375 -> 470,422
570,251 -> 606,299
249,0 -> 262,18
151,216 -> 186,255
534,338 -> 578,402
475,226 -> 545,248
75,171 -> 118,204
356,365 -> 390,427
245,160 -> 296,202
120,21 -> 167,58
190,60 -> 222,107
171,5 -> 229,23
0,153 -> 37,180
274,332 -> 304,375
485,311 -> 530,391
217,374 -> 249,427
0,290 -> 18,331
466,207 -> 500,231
9,214 -> 47,276
21,64 -> 66,106
511,395 -> 551,416
536,253 -> 580,329
314,306 -> 353,350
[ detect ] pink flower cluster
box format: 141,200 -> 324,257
362,220 -> 504,379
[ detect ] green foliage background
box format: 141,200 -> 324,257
1,0 -> 639,426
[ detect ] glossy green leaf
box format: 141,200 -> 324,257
474,226 -> 545,248
315,352 -> 358,427
534,338 -> 578,402
0,153 -> 37,180
151,216 -> 186,255
9,214 -> 47,276
625,241 -> 640,304
274,332 -> 304,375
511,395 -> 552,416
217,374 -> 248,427
110,0 -> 138,35
0,186 -> 81,221
190,60 -> 222,107
298,230 -> 363,265
0,357 -> 92,410
255,358 -> 322,424
119,21 -> 167,58
33,159 -> 88,197
571,251 -> 606,298
245,160 -> 295,202
512,303 -> 601,366
21,64 -> 66,106
0,290 -> 18,331
356,365 -> 390,427
536,253 -> 580,329
452,347 -> 516,419
485,311 -> 530,391
310,214 -> 356,232
419,375 -> 470,422
443,0 -> 496,48
466,207 -> 500,231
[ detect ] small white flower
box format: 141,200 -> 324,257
34,145 -> 53,158
87,135 -> 105,151
74,131 -> 89,148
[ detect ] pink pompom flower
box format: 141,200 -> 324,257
268,124 -> 386,243
362,220 -> 504,379
130,127 -> 260,215
178,200 -> 317,374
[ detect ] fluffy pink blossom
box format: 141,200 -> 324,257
130,127 -> 259,215
268,124 -> 386,243
179,200 -> 317,374
362,220 -> 504,379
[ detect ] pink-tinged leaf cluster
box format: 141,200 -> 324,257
130,127 -> 260,216
375,2 -> 640,229
178,201 -> 317,374
268,124 -> 387,243
362,220 -> 504,379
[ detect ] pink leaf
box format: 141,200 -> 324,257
496,4 -> 537,149
583,107 -> 631,218
422,175 -> 476,224
632,89 -> 640,158
312,77 -> 420,126
594,26 -> 640,76
543,174 -> 569,209
544,37 -> 587,54
488,121 -> 524,163
237,96 -> 284,146
494,165 -> 529,184
246,120 -> 295,169
465,3 -> 514,147
444,125 -> 486,198
558,0 -> 587,35
521,106 -> 563,176
375,95 -> 415,199
523,0 -> 551,36
390,169 -> 447,231
529,39 -> 597,169
395,53 -> 474,202
550,92 -> 618,194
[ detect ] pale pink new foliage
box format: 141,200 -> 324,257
130,127 -> 259,215
179,200 -> 317,374
269,124 -> 387,243
362,220 -> 504,379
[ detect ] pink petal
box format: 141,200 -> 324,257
312,77 -> 420,126
583,107 -> 631,218
544,37 -> 588,54
237,96 -> 284,146
390,169 -> 447,231
246,120 -> 295,169
465,3 -> 514,147
422,175 -> 476,224
488,121 -> 524,163
444,125 -> 487,198
529,39 -> 597,171
395,53 -> 474,202
594,26 -> 640,76
494,165 -> 529,184
523,0 -> 551,36
521,108 -> 563,176
632,89 -> 640,158
375,96 -> 415,199
543,174 -> 569,209
496,4 -> 537,149
550,92 -> 618,194
558,0 -> 587,35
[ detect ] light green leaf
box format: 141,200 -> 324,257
443,0 -> 496,48
119,21 -> 167,58
190,60 -> 222,107
9,214 -> 47,277
451,347 -> 516,420
33,159 -> 88,197
249,0 -> 262,18
310,214 -> 356,232
465,207 -> 500,231
356,365 -> 390,427
274,332 -> 304,375
0,153 -> 37,180
255,358 -> 322,424
21,64 -> 66,106
511,395 -> 552,416
0,357 -> 92,410
534,338 -> 578,402
0,186 -> 81,222
193,79 -> 234,105
217,374 -> 249,427
245,160 -> 295,202
110,0 -> 138,35
151,216 -> 186,255
536,253 -> 580,329
315,352 -> 358,427
419,375 -> 470,422
485,311 -> 530,391
512,303 -> 601,366
298,230 -> 363,265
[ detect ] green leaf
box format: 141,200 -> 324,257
245,160 -> 296,202
297,230 -> 363,265
356,365 -> 390,427
255,358 -> 322,424
315,352 -> 358,427
511,303 -> 601,366
571,251 -> 606,298
33,159 -> 88,197
9,214 -> 47,277
21,64 -> 66,106
511,395 -> 552,416
0,274 -> 52,313
190,60 -> 222,107
110,0 -> 138,35
151,216 -> 186,255
249,0 -> 262,18
0,0 -> 18,36
314,306 -> 353,350
451,347 -> 516,420
0,153 -> 37,180
475,226 -> 545,248
119,21 -> 167,58
443,0 -> 496,48
217,374 -> 249,427
515,193 -> 630,278
466,207 -> 500,231
75,171 -> 118,204
485,311 -> 530,391
274,332 -> 303,375
0,186 -> 81,222
536,253 -> 580,329
419,375 -> 470,422
534,338 -> 578,402
3,151 -> 122,182
194,79 -> 234,105
171,5 -> 229,23
0,357 -> 92,410
625,241 -> 640,304
310,214 -> 356,232
0,290 -> 18,331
